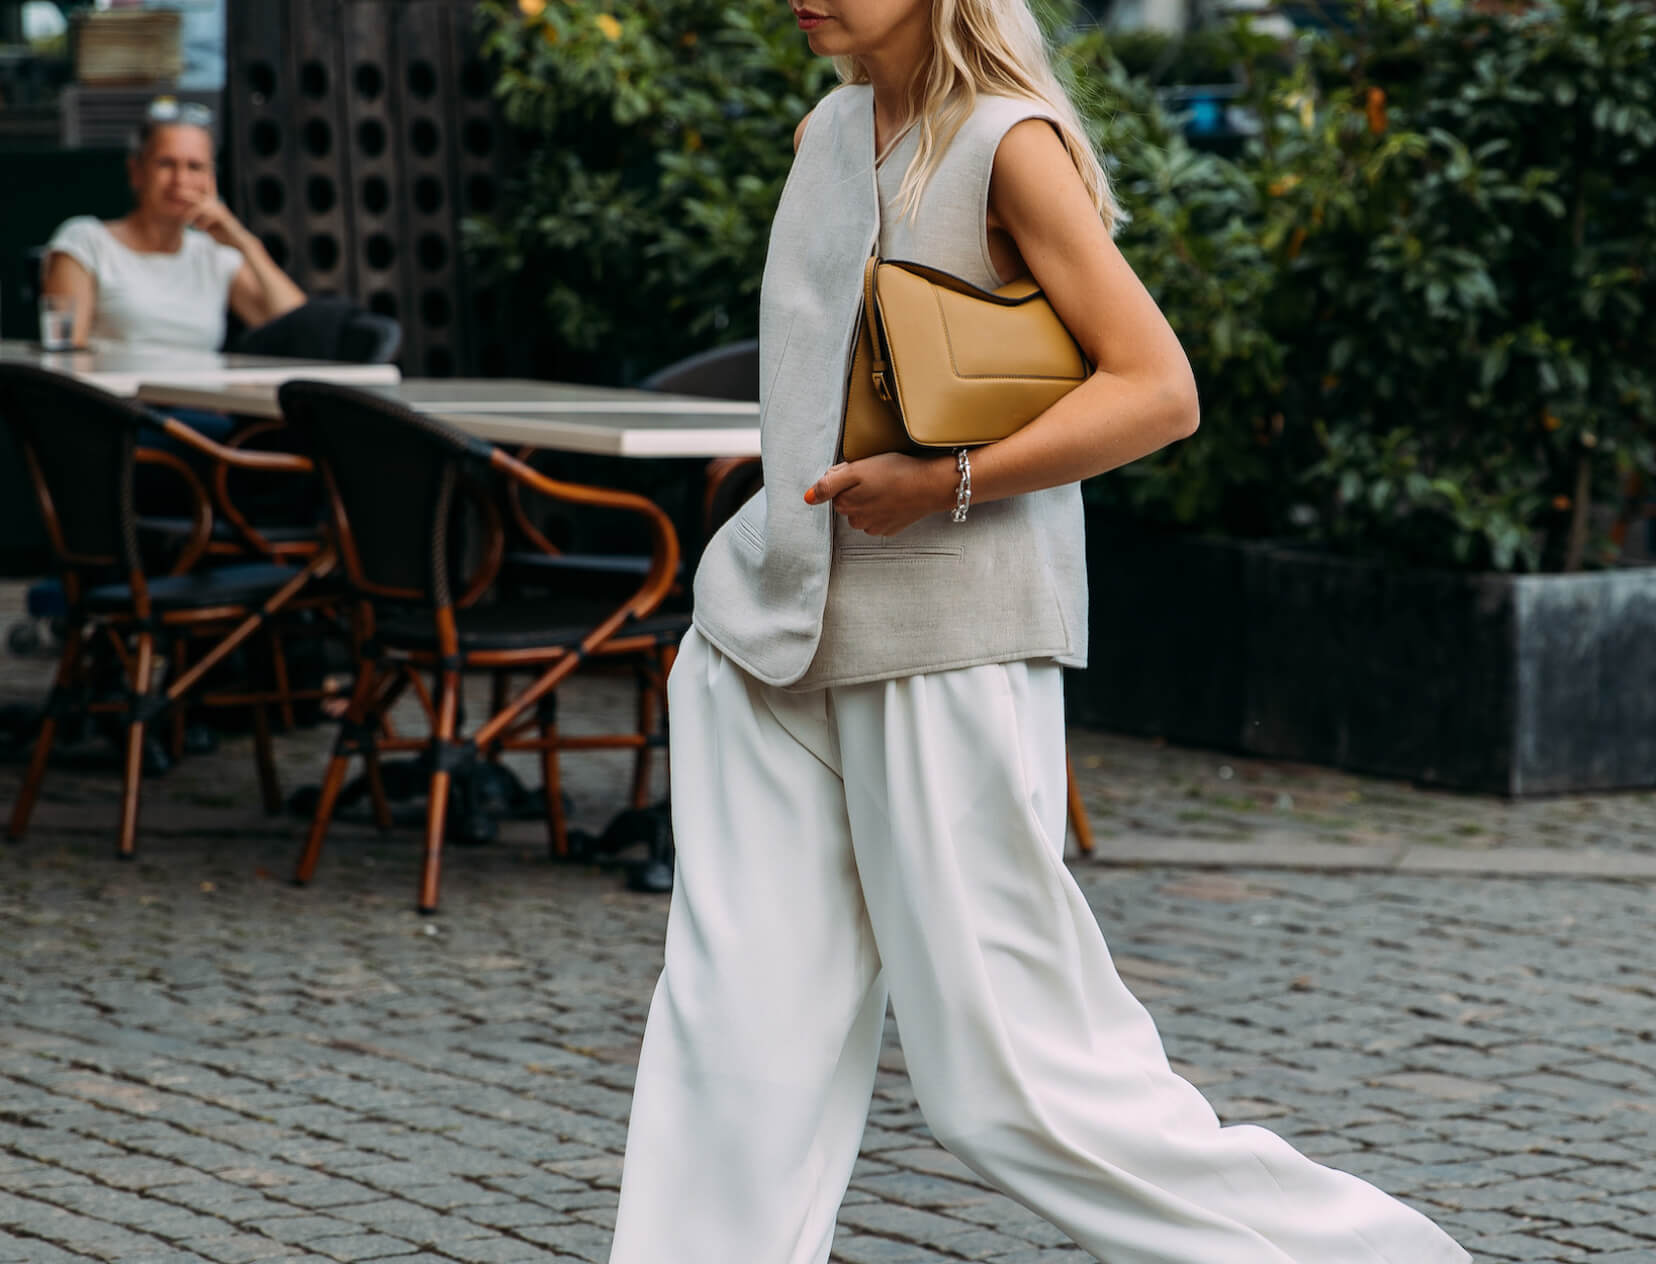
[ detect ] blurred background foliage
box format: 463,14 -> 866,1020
467,0 -> 1656,574
468,0 -> 834,384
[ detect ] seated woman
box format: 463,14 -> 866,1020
42,97 -> 304,356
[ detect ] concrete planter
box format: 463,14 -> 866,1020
1073,519 -> 1656,794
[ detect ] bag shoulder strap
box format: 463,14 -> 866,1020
863,254 -> 893,404
882,258 -> 1044,305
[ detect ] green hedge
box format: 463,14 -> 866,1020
467,0 -> 1656,573
468,0 -> 834,384
1226,0 -> 1656,572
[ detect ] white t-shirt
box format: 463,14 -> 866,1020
45,215 -> 246,351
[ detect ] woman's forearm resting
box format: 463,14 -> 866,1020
964,361 -> 1200,509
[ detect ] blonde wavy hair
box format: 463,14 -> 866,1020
833,0 -> 1120,234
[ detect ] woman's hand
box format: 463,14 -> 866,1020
186,196 -> 255,254
200,196 -> 307,328
804,452 -> 957,536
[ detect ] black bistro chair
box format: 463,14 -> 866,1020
502,338 -> 764,595
232,296 -> 403,365
638,337 -> 761,400
0,364 -> 335,858
142,298 -> 403,561
277,380 -> 688,914
144,299 -> 407,724
638,338 -> 765,540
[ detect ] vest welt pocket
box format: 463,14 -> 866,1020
733,514 -> 766,553
835,543 -> 963,561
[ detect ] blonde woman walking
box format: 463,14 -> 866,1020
608,2 -> 1472,1261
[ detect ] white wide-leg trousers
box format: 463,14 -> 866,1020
608,629 -> 1470,1264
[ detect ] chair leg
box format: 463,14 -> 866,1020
490,671 -> 510,728
656,641 -> 678,791
293,666 -> 379,885
269,626 -> 296,731
117,632 -> 158,860
1066,753 -> 1094,856
629,662 -> 655,810
250,702 -> 282,815
8,625 -> 84,842
418,668 -> 461,914
538,694 -> 568,859
421,769 -> 453,913
169,638 -> 189,760
363,739 -> 394,833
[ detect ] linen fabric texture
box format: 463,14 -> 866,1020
690,85 -> 1088,690
607,628 -> 1473,1264
44,216 -> 244,351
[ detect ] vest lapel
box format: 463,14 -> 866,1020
689,85 -> 883,685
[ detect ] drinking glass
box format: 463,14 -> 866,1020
39,295 -> 77,351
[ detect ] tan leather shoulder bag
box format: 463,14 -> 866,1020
840,255 -> 1091,462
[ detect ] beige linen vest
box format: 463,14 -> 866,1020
692,84 -> 1089,689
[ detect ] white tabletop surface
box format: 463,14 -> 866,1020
1,339 -> 402,397
133,377 -> 762,459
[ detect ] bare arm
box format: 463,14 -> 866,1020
41,252 -> 98,346
809,118 -> 1200,534
188,197 -> 306,328
226,245 -> 307,329
969,119 -> 1199,497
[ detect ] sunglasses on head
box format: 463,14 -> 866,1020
146,97 -> 215,128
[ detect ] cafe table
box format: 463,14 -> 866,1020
0,338 -> 402,397
133,377 -> 760,457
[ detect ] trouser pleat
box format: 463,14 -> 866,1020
609,632 -> 886,1264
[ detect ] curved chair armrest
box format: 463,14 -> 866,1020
208,418 -> 322,561
454,473 -> 506,609
489,449 -> 681,620
503,445 -> 563,558
156,415 -> 315,473
134,448 -> 214,575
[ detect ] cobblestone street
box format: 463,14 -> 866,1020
2,589 -> 1654,1264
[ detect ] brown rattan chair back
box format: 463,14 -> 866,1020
0,363 -> 143,572
277,379 -> 496,609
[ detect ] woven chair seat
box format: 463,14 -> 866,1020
506,550 -> 655,579
503,549 -> 685,598
376,604 -> 689,656
85,561 -> 307,613
138,515 -> 323,546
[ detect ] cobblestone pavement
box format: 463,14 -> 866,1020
3,585 -> 1655,1264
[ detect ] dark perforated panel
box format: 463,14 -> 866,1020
395,3 -> 458,377
228,3 -> 296,280
226,0 -> 507,374
451,30 -> 509,378
342,0 -> 400,336
291,0 -> 352,299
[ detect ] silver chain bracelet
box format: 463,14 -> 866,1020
951,447 -> 972,524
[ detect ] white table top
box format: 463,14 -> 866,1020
133,377 -> 762,459
443,409 -> 761,458
1,339 -> 402,397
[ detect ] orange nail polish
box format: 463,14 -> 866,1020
803,487 -> 816,504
